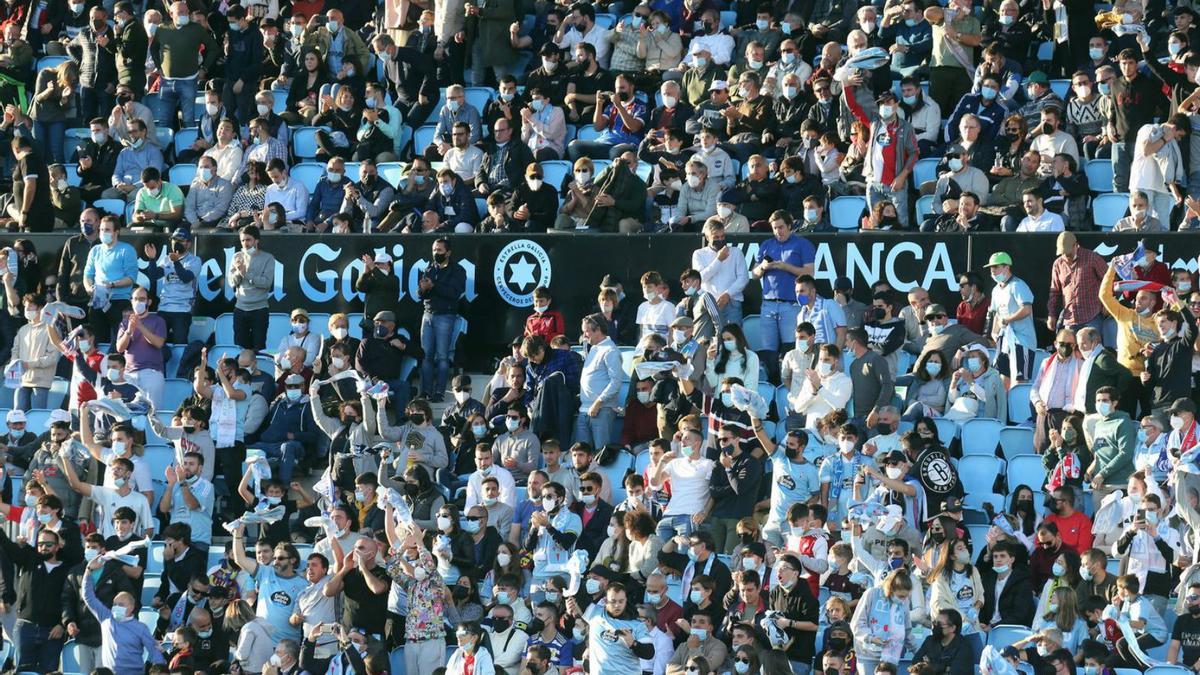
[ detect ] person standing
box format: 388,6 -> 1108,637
82,217 -> 138,344
1108,48 -> 1168,193
576,313 -> 623,448
417,237 -> 466,402
1047,233 -> 1107,334
0,525 -> 72,672
150,1 -> 219,128
984,251 -> 1037,384
691,220 -> 748,326
227,225 -> 276,351
750,215 -> 815,384
114,285 -> 167,403
844,89 -> 919,230
102,1 -> 148,95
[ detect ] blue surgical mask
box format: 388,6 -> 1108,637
585,578 -> 601,594
37,513 -> 52,524
721,392 -> 734,407
472,424 -> 487,436
496,591 -> 511,604
690,628 -> 708,641
461,519 -> 480,534
645,592 -> 661,604
994,564 -> 1010,574
804,207 -> 819,222
902,94 -> 917,106
84,548 -> 99,561
905,18 -> 918,26
111,605 -> 128,621
981,86 -> 998,100
1170,42 -> 1183,56
1052,562 -> 1065,577
926,362 -> 942,376
966,357 -> 982,372
755,18 -> 768,30
1097,401 -> 1113,416
689,590 -> 703,604
722,339 -> 737,351
1089,47 -> 1105,61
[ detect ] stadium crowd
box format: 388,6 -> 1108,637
0,0 -> 1198,674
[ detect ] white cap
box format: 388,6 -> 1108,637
375,252 -> 393,264
5,410 -> 25,424
47,409 -> 71,429
454,223 -> 474,233
877,504 -> 903,532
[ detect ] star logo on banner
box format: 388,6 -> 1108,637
508,255 -> 538,291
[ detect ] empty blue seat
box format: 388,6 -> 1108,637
1093,192 -> 1129,231
541,160 -> 572,188
829,196 -> 866,231
1007,383 -> 1032,424
961,418 -> 1003,456
1048,79 -> 1070,99
913,157 -> 940,187
1008,455 -> 1047,492
959,456 -> 1002,497
377,161 -> 406,188
290,162 -> 326,193
413,125 -> 438,156
742,314 -> 764,352
292,126 -> 324,159
168,163 -> 197,186
915,194 -> 934,223
1084,158 -> 1113,192
174,127 -> 199,156
998,426 -> 1035,459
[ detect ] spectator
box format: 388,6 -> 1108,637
227,225 -> 276,351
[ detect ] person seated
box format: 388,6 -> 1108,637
1113,190 -> 1166,232
638,128 -> 691,199
355,81 -> 402,163
48,163 -> 81,229
183,156 -> 235,229
130,167 -> 184,231
102,119 -> 165,203
641,10 -> 684,78
427,84 -> 483,161
1014,187 -> 1065,232
577,151 -> 647,233
524,286 -> 565,342
477,118 -> 535,199
506,164 -> 559,232
931,151 -> 988,215
945,113 -> 995,174
1018,71 -> 1066,131
945,73 -> 1006,144
898,76 -> 942,156
304,158 -> 351,232
520,86 -> 567,161
567,73 -> 648,161
310,86 -> 360,161
563,42 -> 614,126
1028,107 -> 1080,176
725,41 -> 769,92
74,118 -> 122,202
923,191 -> 996,232
986,150 -> 1045,230
647,81 -> 693,137
1042,153 -> 1091,231
479,193 -> 518,233
442,121 -> 484,188
483,77 -> 526,146
669,159 -> 719,233
263,159 -> 309,226
429,169 -> 480,230
763,38 -> 812,98
795,198 -> 833,233
882,0 -> 932,77
685,79 -> 732,138
341,158 -> 395,233
394,156 -> 436,211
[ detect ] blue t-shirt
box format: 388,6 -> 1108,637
583,603 -> 649,674
254,566 -> 308,642
513,498 -> 542,545
769,449 -> 820,525
755,235 -> 816,302
991,276 -> 1036,348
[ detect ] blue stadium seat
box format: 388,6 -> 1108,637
960,418 -> 1003,456
719,10 -> 736,27
144,445 -> 174,486
775,385 -> 789,418
1145,667 -> 1192,675
154,127 -> 174,153
987,624 -> 1032,648
94,199 -> 126,217
915,194 -> 934,223
292,126 -> 324,160
272,88 -> 289,114
541,160 -> 572,188
377,161 -> 406,188
593,159 -> 612,175
998,426 -> 1035,459
1007,383 -> 1032,424
742,314 -> 764,352
64,163 -> 80,186
168,163 -> 197,186
595,12 -> 617,28
36,55 -> 70,72
620,350 -> 637,380
474,197 -> 487,220
959,456 -> 1002,497
598,450 -> 631,503
829,196 -> 865,231
464,86 -> 493,113
913,157 -> 940,187
413,125 -> 438,156
344,161 -> 361,182
266,312 -> 296,349
214,313 -> 236,344
1048,79 -> 1070,99
1094,192 -> 1129,231
174,127 -> 199,157
932,416 -> 958,445
1008,455 -> 1047,491
138,607 -> 159,634
575,125 -> 604,142
1084,158 -> 1113,192
291,162 -> 326,193
162,378 -> 192,411
147,541 -> 166,575
1036,41 -> 1054,62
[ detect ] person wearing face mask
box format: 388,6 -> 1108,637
979,252 -> 1036,386
844,87 -> 919,229
789,344 -> 852,435
504,162 -> 558,232
245,374 -> 316,483
1166,581 -> 1200,667
1027,327 -> 1082,453
150,1 -> 218,128
177,88 -> 227,167
519,85 -> 568,162
217,5 -> 263,122
79,551 -> 164,675
1081,386 -> 1137,506
62,533 -> 135,673
2,289 -> 56,411
689,220 -> 749,328
103,2 -> 149,97
440,374 -> 485,434
226,224 -> 277,351
1141,298 -> 1198,417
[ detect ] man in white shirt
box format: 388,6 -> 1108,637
688,9 -> 734,66
264,160 -> 309,224
649,428 -> 714,541
1030,107 -> 1080,175
466,442 -> 517,508
59,453 -> 154,538
691,220 -> 749,325
1015,188 -> 1065,232
444,122 -> 484,186
553,4 -> 611,68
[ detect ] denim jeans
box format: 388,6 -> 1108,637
867,181 -> 910,229
573,406 -> 616,447
15,386 -> 48,411
32,119 -> 65,164
125,368 -> 165,405
655,513 -> 698,542
420,312 -> 457,397
718,300 -> 743,326
760,300 -> 800,353
1112,139 -> 1133,193
157,76 -> 198,129
250,440 -> 304,482
14,619 -> 64,673
79,84 -> 114,124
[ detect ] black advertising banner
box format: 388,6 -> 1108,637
11,232 -> 1194,363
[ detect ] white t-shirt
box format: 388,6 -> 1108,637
662,456 -> 714,516
89,485 -> 155,538
636,300 -> 676,339
101,452 -> 154,496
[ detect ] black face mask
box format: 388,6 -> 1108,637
875,423 -> 893,435
409,413 -> 426,426
929,532 -> 945,544
826,639 -> 846,653
871,307 -> 886,321
405,483 -> 420,496
433,252 -> 448,265
931,624 -> 945,640
452,586 -> 470,601
1190,605 -> 1200,616
739,532 -> 754,544
491,618 -> 512,633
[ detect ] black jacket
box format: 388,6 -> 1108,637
0,528 -> 72,627
912,634 -> 976,675
981,567 -> 1036,628
103,18 -> 148,91
570,499 -> 615,561
63,559 -> 134,647
157,546 -> 208,607
506,181 -> 559,232
477,141 -> 535,195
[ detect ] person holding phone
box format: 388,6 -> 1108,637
142,228 -> 201,348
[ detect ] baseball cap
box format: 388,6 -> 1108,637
290,308 -> 309,319
709,80 -> 728,91
170,227 -> 193,241
1026,71 -> 1049,85
5,410 -> 25,425
46,409 -> 71,429
375,252 -> 393,265
600,274 -> 622,289
985,252 -> 1013,267
925,303 -> 948,318
670,316 -> 694,328
1169,398 -> 1196,416
284,373 -> 305,386
373,310 -> 396,323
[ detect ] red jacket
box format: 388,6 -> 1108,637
1044,511 -> 1094,556
524,310 -> 565,341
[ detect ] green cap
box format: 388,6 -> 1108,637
985,252 -> 1013,267
1026,71 -> 1049,85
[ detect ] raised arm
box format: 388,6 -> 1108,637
230,525 -> 259,575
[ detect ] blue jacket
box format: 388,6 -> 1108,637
945,94 -> 1006,143
258,396 -> 319,446
880,20 -> 932,71
429,182 -> 480,227
112,143 -> 165,188
306,176 -> 349,222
